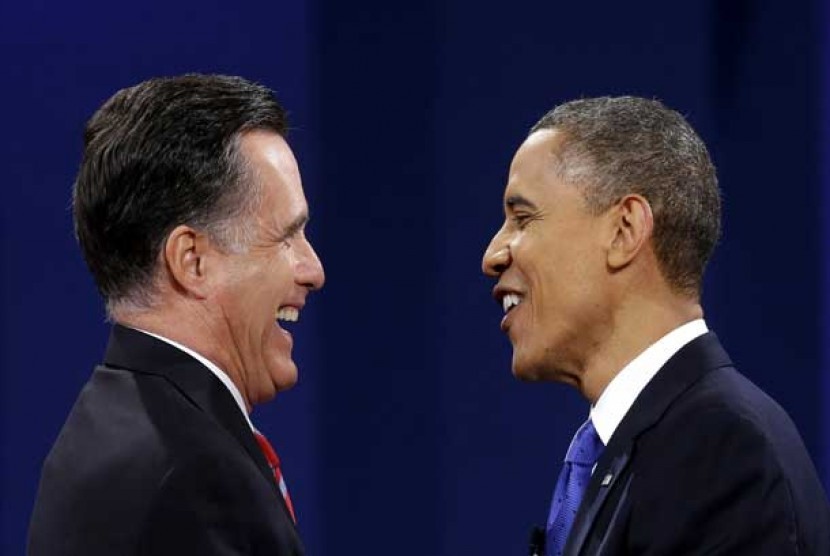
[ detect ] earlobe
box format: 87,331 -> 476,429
607,195 -> 654,270
164,225 -> 210,299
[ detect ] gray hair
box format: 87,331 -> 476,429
531,96 -> 721,295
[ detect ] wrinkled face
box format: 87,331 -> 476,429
212,130 -> 324,406
482,129 -> 613,384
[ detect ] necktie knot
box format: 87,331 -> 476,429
564,419 -> 603,466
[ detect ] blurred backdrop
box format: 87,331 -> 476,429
2,0 -> 828,554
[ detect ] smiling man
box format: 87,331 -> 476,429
28,75 -> 323,555
483,97 -> 830,555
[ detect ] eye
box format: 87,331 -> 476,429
512,213 -> 532,229
279,225 -> 304,248
285,226 -> 312,254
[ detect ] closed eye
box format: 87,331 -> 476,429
512,212 -> 533,229
278,214 -> 309,245
505,194 -> 539,230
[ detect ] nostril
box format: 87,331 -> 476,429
483,247 -> 510,276
301,277 -> 322,291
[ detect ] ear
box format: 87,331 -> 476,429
607,194 -> 654,270
163,225 -> 213,299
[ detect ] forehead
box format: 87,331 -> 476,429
240,130 -> 307,215
503,129 -> 566,205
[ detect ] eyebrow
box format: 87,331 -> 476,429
277,213 -> 309,241
505,195 -> 538,211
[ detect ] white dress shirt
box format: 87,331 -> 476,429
590,319 -> 708,445
133,327 -> 255,432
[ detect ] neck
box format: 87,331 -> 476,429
113,300 -> 250,409
577,291 -> 703,404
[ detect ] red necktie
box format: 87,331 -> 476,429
253,431 -> 297,524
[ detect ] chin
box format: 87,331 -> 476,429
250,374 -> 296,406
270,360 -> 299,392
510,353 -> 541,382
511,368 -> 536,382
511,347 -> 562,382
249,366 -> 297,407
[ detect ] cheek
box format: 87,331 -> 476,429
524,244 -> 602,318
267,261 -> 295,298
217,262 -> 280,318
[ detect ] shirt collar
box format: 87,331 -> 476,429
590,319 -> 708,445
131,327 -> 255,431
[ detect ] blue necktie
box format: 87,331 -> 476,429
546,419 -> 605,556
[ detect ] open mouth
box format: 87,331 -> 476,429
501,293 -> 524,314
275,306 -> 300,338
276,307 -> 299,323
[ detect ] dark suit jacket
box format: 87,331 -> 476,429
563,332 -> 830,555
28,324 -> 304,556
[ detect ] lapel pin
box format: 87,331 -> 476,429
601,473 -> 613,487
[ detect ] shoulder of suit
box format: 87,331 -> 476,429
635,366 -> 803,477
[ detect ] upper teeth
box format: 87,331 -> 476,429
277,307 -> 299,322
502,293 -> 522,313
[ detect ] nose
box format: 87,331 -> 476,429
296,236 -> 325,291
482,225 -> 511,277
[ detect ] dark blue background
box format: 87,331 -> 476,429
2,1 -> 828,554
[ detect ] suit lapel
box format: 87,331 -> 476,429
563,332 -> 733,555
103,324 -> 291,517
564,450 -> 631,556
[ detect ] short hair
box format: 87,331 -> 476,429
73,74 -> 287,312
531,96 -> 721,296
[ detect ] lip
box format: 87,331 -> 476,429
492,284 -> 524,306
493,287 -> 525,335
274,296 -> 307,346
274,297 -> 307,323
278,298 -> 306,311
500,302 -> 521,333
274,322 -> 295,351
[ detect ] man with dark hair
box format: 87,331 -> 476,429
483,96 -> 830,555
28,74 -> 323,555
